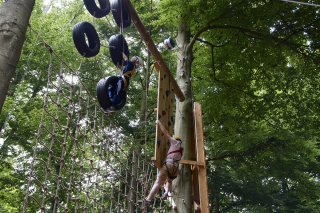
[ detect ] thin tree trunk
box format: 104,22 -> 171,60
128,148 -> 138,213
215,197 -> 219,213
0,0 -> 35,114
174,23 -> 194,213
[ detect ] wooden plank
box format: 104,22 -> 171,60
123,0 -> 185,102
194,102 -> 210,213
152,63 -> 174,169
179,159 -> 205,166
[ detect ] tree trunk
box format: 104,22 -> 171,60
174,23 -> 194,213
0,0 -> 35,114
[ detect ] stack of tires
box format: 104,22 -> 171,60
72,0 -> 132,111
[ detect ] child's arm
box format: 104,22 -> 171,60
122,52 -> 128,60
156,120 -> 171,140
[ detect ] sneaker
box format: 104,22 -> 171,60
137,198 -> 151,206
161,192 -> 168,200
106,106 -> 115,113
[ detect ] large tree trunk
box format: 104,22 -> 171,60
174,23 -> 194,213
0,0 -> 35,114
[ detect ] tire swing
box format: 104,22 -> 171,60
96,76 -> 127,111
72,22 -> 100,57
110,0 -> 131,28
83,0 -> 110,18
109,34 -> 130,66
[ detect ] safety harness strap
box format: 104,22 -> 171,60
123,67 -> 136,78
167,147 -> 184,156
163,161 -> 179,180
121,67 -> 136,91
121,76 -> 128,90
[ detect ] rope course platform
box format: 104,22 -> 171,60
22,41 -> 171,213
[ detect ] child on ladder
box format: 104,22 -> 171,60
138,120 -> 184,206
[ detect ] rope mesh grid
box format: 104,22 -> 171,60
22,44 -> 171,212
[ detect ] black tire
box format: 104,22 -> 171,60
72,22 -> 100,57
83,0 -> 110,18
110,0 -> 131,28
96,76 -> 127,111
109,34 -> 129,66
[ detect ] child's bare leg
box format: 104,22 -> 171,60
146,166 -> 167,200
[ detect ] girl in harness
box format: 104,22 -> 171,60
138,120 -> 184,206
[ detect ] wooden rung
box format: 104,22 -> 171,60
154,108 -> 157,113
179,159 -> 205,166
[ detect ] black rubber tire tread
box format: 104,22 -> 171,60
109,34 -> 129,66
72,22 -> 100,58
110,0 -> 131,28
83,0 -> 111,18
96,77 -> 111,110
96,76 -> 127,111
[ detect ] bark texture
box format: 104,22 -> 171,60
174,23 -> 195,213
0,0 -> 35,114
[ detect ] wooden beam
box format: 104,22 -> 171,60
179,159 -> 205,166
123,0 -> 185,102
194,102 -> 210,213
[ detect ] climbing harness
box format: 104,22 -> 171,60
167,146 -> 184,157
163,160 -> 179,180
121,66 -> 136,90
164,140 -> 183,180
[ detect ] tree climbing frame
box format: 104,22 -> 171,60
123,0 -> 210,212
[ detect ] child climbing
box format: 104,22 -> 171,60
138,120 -> 184,206
107,52 -> 143,111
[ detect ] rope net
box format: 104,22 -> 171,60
22,43 -> 171,212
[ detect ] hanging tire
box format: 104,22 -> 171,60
109,34 -> 130,66
96,76 -> 127,111
110,0 -> 131,28
72,22 -> 100,57
83,0 -> 110,18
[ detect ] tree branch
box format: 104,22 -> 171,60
196,38 -> 258,98
187,0 -> 246,52
207,137 -> 282,162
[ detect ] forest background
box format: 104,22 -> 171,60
1,0 -> 320,212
